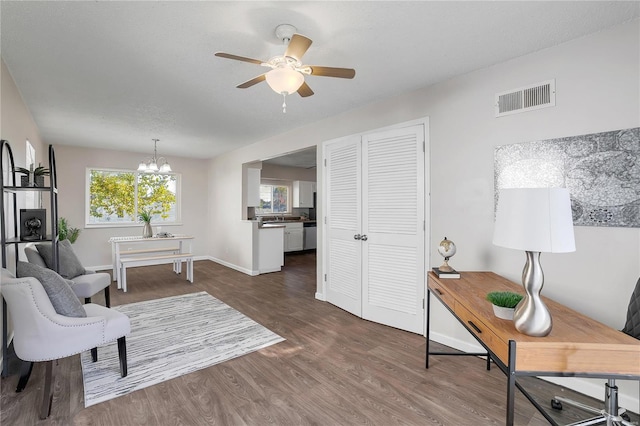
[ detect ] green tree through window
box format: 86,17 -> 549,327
88,169 -> 178,225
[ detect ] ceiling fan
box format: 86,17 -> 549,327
215,24 -> 356,112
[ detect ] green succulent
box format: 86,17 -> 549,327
15,165 -> 50,176
486,291 -> 523,309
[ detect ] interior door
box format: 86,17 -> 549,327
325,136 -> 362,316
361,125 -> 425,334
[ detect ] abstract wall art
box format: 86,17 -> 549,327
495,127 -> 640,228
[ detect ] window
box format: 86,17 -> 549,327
86,168 -> 180,226
256,184 -> 289,215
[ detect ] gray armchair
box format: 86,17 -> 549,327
24,242 -> 111,307
1,268 -> 129,419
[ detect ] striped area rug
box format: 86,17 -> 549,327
80,291 -> 285,407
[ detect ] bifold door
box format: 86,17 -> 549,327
325,124 -> 426,334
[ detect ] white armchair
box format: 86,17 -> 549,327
1,268 -> 130,419
24,242 -> 111,307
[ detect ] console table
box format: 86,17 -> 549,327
426,271 -> 640,425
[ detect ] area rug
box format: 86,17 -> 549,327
80,291 -> 285,407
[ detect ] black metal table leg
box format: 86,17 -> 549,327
506,340 -> 516,426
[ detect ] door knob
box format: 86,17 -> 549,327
361,235 -> 368,241
354,234 -> 362,240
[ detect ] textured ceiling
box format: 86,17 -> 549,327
1,1 -> 638,163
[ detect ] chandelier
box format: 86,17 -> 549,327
137,139 -> 171,173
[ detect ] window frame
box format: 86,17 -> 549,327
256,180 -> 291,216
85,167 -> 182,228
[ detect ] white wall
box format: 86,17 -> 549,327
54,145 -> 210,269
207,20 -> 640,407
261,163 -> 317,182
1,58 -> 46,370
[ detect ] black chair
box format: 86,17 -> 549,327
551,277 -> 640,425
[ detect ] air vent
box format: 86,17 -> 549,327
495,79 -> 555,117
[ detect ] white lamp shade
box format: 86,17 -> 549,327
137,162 -> 147,171
265,68 -> 304,95
493,187 -> 576,253
159,163 -> 172,173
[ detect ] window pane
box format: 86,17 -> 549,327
273,186 -> 288,213
89,170 -> 136,224
257,185 -> 273,214
137,173 -> 177,222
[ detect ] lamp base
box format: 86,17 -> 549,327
513,251 -> 552,337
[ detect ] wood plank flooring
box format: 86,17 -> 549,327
1,252 -> 637,425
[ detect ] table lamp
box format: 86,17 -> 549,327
492,187 -> 575,336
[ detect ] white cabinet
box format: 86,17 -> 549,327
246,168 -> 261,207
283,222 -> 303,252
293,180 -> 315,208
258,225 -> 284,273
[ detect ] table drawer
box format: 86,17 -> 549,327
429,279 -> 454,309
454,302 -> 508,364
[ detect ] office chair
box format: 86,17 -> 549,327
551,277 -> 640,426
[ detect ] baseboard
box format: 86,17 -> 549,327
428,331 -> 639,413
315,292 -> 326,301
207,256 -> 258,276
428,330 -> 486,354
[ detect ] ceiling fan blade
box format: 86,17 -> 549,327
308,66 -> 356,79
297,81 -> 314,97
237,74 -> 266,89
215,52 -> 264,65
285,34 -> 312,61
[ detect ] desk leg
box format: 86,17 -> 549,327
425,289 -> 431,369
506,340 -> 516,426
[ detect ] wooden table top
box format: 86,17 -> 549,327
428,271 -> 640,376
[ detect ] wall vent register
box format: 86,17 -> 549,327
495,79 -> 556,117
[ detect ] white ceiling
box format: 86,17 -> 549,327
1,1 -> 638,163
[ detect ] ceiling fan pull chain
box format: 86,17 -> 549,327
282,93 -> 287,113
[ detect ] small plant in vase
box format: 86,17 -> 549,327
139,210 -> 153,238
58,217 -> 81,243
15,164 -> 50,187
486,291 -> 524,320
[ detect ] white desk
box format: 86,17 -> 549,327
109,235 -> 194,288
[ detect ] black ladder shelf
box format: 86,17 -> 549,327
1,140 -> 59,377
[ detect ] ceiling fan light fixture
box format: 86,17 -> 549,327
265,67 -> 304,95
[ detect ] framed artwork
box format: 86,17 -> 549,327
20,208 -> 46,241
495,127 -> 640,228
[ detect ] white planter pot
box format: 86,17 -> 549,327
492,304 -> 515,320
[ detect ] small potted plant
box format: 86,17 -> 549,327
139,209 -> 153,238
58,217 -> 81,243
486,291 -> 523,320
15,163 -> 50,187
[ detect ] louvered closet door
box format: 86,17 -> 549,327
325,136 -> 362,317
361,125 -> 425,334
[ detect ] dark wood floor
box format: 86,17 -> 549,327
1,252 -> 636,425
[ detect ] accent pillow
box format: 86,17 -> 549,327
36,240 -> 86,279
16,261 -> 86,318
